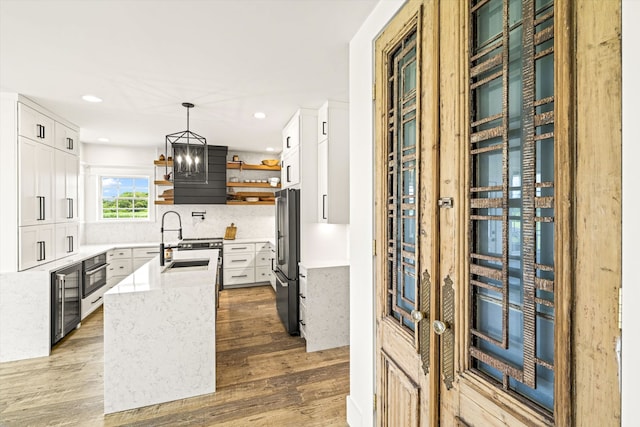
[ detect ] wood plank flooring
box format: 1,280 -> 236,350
0,286 -> 350,426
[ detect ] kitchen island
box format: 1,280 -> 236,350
103,249 -> 218,414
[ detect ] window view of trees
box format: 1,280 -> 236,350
101,177 -> 149,219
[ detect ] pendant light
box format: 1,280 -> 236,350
165,102 -> 208,184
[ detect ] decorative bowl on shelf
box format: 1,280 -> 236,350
261,159 -> 279,166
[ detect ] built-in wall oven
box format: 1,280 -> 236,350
51,262 -> 82,346
82,252 -> 108,298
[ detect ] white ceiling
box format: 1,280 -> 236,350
0,0 -> 377,153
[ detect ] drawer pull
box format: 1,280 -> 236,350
299,293 -> 306,299
231,259 -> 247,263
299,320 -> 306,326
91,296 -> 102,304
231,274 -> 248,278
230,247 -> 248,250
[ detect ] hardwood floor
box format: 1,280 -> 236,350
0,286 -> 350,426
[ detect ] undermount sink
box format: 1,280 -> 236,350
164,259 -> 210,272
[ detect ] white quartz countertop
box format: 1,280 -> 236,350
106,249 -> 218,295
299,260 -> 350,269
224,237 -> 274,245
26,242 -> 161,273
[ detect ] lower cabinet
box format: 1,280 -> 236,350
298,263 -> 350,352
19,224 -> 55,270
54,223 -> 78,259
223,240 -> 274,288
81,246 -> 158,320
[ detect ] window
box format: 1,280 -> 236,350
468,0 -> 555,412
101,176 -> 150,220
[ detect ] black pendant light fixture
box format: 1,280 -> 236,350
165,102 -> 208,183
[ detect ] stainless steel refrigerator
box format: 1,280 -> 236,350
274,188 -> 300,335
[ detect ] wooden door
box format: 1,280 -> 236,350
375,1 -> 621,426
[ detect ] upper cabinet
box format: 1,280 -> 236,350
18,103 -> 55,147
281,109 -> 317,191
54,122 -> 79,155
19,137 -> 54,226
316,100 -> 349,224
1,94 -> 81,272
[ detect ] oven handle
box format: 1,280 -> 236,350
84,263 -> 109,276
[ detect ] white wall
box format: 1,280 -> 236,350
622,2 -> 639,425
347,1 -> 405,426
82,144 -> 275,245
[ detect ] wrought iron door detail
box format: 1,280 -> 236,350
386,29 -> 419,333
468,0 -> 555,412
420,269 -> 431,374
442,275 -> 455,390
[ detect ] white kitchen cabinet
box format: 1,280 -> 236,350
223,241 -> 275,287
223,243 -> 256,286
54,222 -> 79,259
54,149 -> 78,223
297,263 -> 350,352
19,224 -> 55,270
1,94 -> 80,272
316,100 -> 349,224
282,113 -> 300,158
54,121 -> 79,155
281,147 -> 300,188
132,246 -> 160,270
280,109 -> 316,190
19,137 -> 54,226
18,102 -> 55,147
317,102 -> 329,143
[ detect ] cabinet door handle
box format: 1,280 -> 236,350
67,198 -> 73,219
67,235 -> 74,253
37,196 -> 44,220
36,124 -> 44,139
299,293 -> 306,299
322,194 -> 327,220
299,273 -> 306,278
299,320 -> 306,326
286,165 -> 291,182
322,121 -> 327,136
286,136 -> 291,148
67,137 -> 73,150
41,124 -> 45,139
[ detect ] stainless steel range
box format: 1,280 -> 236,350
177,237 -> 224,290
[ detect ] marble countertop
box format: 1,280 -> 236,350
224,237 -> 274,245
26,242 -> 161,273
299,259 -> 350,269
106,249 -> 218,295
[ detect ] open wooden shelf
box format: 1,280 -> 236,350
226,162 -> 281,171
227,182 -> 280,188
154,160 -> 173,167
154,180 -> 173,186
154,199 -> 174,205
226,201 -> 275,206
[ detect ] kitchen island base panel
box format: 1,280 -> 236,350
104,280 -> 216,414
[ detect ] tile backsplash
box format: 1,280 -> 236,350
84,204 -> 275,245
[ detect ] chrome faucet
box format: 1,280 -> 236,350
160,210 -> 183,266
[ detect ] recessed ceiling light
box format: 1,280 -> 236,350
98,137 -> 110,142
253,112 -> 266,119
266,147 -> 275,152
82,94 -> 103,103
